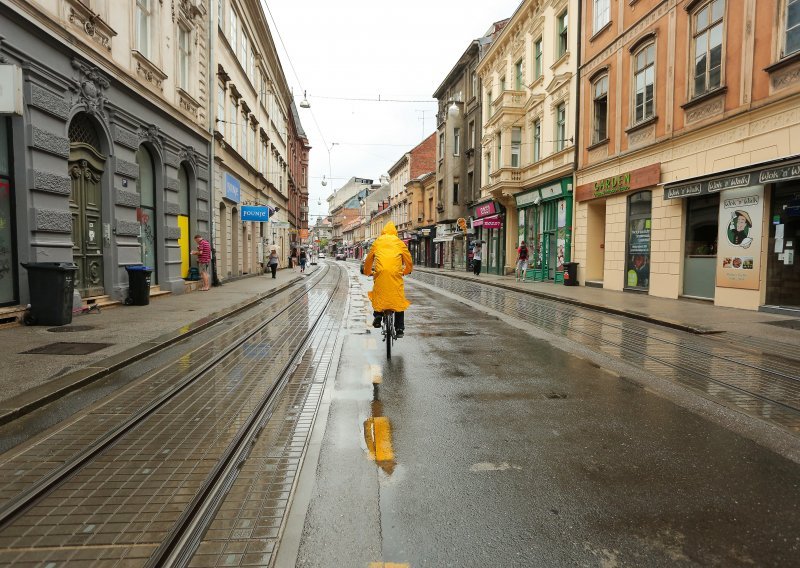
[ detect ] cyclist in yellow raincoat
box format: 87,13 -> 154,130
363,221 -> 413,337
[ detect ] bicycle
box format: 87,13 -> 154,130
381,310 -> 396,360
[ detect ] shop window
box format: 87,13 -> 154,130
0,119 -> 17,306
633,43 -> 656,123
592,74 -> 609,144
786,0 -> 800,56
135,146 -> 157,280
625,191 -> 652,290
511,127 -> 521,168
691,0 -> 724,98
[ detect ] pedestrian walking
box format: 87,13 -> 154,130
268,248 -> 279,279
299,249 -> 307,273
190,234 -> 211,291
290,248 -> 298,270
515,241 -> 529,282
472,243 -> 482,276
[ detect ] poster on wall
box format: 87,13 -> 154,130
557,199 -> 567,228
626,219 -> 651,288
716,186 -> 764,290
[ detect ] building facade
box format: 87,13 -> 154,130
0,0 -> 212,315
477,1 -> 579,277
386,133 -> 436,246
405,172 -> 437,266
213,0 -> 296,280
575,0 -> 800,312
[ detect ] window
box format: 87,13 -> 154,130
692,0 -> 724,97
249,48 -> 255,83
468,121 -> 475,149
453,181 -> 459,205
261,140 -> 267,175
218,0 -> 224,30
260,73 -> 267,104
439,132 -> 445,160
787,0 -> 800,55
178,26 -> 190,90
511,127 -> 521,168
136,0 -> 151,58
471,71 -> 477,99
594,0 -> 610,33
453,127 -> 461,156
485,152 -> 492,182
555,103 -> 567,152
500,76 -> 506,92
217,85 -> 225,137
229,98 -> 237,151
533,119 -> 541,162
241,113 -> 247,158
240,31 -> 248,68
467,172 -> 474,201
515,60 -> 523,90
592,75 -> 609,143
557,11 -> 568,58
437,180 -> 443,203
534,39 -> 543,79
496,133 -> 502,168
486,90 -> 493,121
633,43 -> 656,123
625,191 -> 652,290
249,126 -> 255,163
230,8 -> 238,50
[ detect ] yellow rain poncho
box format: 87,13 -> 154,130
363,222 -> 413,312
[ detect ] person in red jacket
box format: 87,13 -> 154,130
191,234 -> 212,291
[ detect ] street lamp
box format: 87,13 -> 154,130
299,90 -> 310,108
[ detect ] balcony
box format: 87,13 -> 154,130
487,90 -> 526,127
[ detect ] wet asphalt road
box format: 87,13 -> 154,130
289,264 -> 800,567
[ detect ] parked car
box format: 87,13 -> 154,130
318,253 -> 326,258
335,252 -> 346,260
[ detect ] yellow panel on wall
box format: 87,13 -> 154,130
178,215 -> 190,278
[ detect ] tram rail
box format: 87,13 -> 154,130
0,263 -> 343,566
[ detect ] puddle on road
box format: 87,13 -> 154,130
416,330 -> 481,338
363,385 -> 396,476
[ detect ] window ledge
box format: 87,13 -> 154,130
590,20 -> 612,42
550,51 -> 571,70
132,50 -> 167,90
587,138 -> 609,151
625,115 -> 658,134
529,75 -> 545,89
680,86 -> 727,110
764,51 -> 800,74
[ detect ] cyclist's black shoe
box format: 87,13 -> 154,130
372,316 -> 382,328
395,328 -> 404,338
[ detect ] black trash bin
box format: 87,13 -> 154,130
21,261 -> 78,326
125,265 -> 153,306
563,262 -> 579,286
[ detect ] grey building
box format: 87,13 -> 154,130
0,1 -> 212,316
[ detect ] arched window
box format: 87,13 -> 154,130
625,191 -> 652,290
633,43 -> 655,124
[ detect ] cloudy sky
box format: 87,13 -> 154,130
262,0 -> 523,219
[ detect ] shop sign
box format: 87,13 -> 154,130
420,228 -> 431,236
224,173 -> 240,203
271,220 -> 290,228
665,173 -> 753,200
0,65 -> 23,116
758,163 -> 800,184
576,164 -> 660,202
515,181 -> 565,208
474,202 -> 496,218
481,215 -> 503,229
716,186 -> 764,291
240,206 -> 270,222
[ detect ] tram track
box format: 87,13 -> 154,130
0,263 -> 344,566
412,271 -> 800,432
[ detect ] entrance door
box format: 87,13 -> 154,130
683,193 -> 719,299
69,147 -> 105,298
766,184 -> 800,307
625,191 -> 652,290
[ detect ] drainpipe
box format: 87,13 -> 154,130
208,1 -> 221,286
571,0 -> 583,273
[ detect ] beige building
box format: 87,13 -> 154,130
477,0 -> 579,277
213,0 -> 294,279
575,0 -> 800,312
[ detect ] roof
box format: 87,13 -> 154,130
432,40 -> 480,99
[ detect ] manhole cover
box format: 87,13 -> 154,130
764,319 -> 800,330
21,342 -> 112,355
47,325 -> 96,333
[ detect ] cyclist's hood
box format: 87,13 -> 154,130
381,222 -> 399,237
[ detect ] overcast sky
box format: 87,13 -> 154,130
262,0 -> 523,220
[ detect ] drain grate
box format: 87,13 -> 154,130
47,325 -> 96,333
763,319 -> 800,330
21,342 -> 112,355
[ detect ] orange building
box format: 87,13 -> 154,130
575,0 -> 800,312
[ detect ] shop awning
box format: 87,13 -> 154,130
663,155 -> 800,200
433,234 -> 456,243
472,215 -> 503,229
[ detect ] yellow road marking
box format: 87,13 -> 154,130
370,364 -> 382,384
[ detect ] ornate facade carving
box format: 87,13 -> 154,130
138,124 -> 164,154
116,189 -> 141,208
684,96 -> 724,125
31,126 -> 70,158
164,226 -> 182,240
32,170 -> 71,195
588,143 -> 609,164
133,52 -> 167,91
112,125 -> 139,150
29,84 -> 70,120
115,158 -> 140,179
65,0 -> 117,51
770,62 -> 800,91
70,58 -> 110,119
627,123 -> 656,148
33,209 -> 73,233
116,220 -> 142,237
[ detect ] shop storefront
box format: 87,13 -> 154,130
515,177 -> 573,283
471,201 -> 504,275
664,156 -> 800,311
0,117 -> 18,308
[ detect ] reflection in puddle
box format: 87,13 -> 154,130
363,385 -> 396,475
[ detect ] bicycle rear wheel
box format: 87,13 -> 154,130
384,311 -> 393,360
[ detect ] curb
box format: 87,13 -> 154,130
0,275 -> 305,427
412,268 -> 713,335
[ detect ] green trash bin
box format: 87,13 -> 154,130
125,265 -> 153,306
21,262 -> 78,326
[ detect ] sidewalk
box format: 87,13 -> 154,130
0,266 -> 312,423
412,266 -> 800,353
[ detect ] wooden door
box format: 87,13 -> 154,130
69,147 -> 105,298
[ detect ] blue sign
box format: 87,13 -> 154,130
241,206 -> 271,222
225,173 -> 240,203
